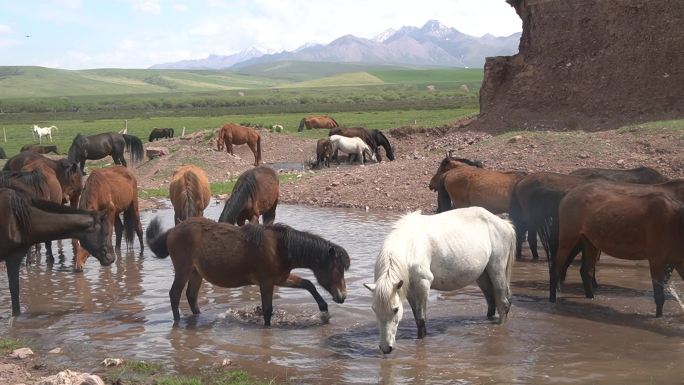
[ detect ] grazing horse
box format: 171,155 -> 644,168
68,132 -> 145,175
146,216 -> 350,324
216,123 -> 262,166
552,181 -> 684,317
32,125 -> 57,143
371,129 -> 395,161
20,144 -> 60,155
429,156 -> 534,260
364,207 -> 515,354
74,165 -> 144,272
298,115 -> 339,132
169,165 -> 211,224
0,147 -> 6,159
316,139 -> 333,169
0,188 -> 114,315
219,167 -> 279,225
329,127 -> 376,162
148,127 -> 174,142
329,135 -> 376,164
4,152 -> 82,207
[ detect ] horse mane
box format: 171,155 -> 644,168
219,169 -> 259,224
6,189 -> 32,240
372,129 -> 394,161
373,212 -> 420,301
0,170 -> 46,196
329,117 -> 339,127
278,224 -> 350,269
442,156 -> 484,168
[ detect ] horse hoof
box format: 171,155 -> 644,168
320,311 -> 331,324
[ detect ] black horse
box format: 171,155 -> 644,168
148,127 -> 174,142
370,129 -> 395,161
0,147 -> 6,159
68,132 -> 144,174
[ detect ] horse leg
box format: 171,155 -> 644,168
528,226 -> 540,261
476,272 -> 497,320
114,215 -> 123,249
247,141 -> 258,166
486,263 -> 513,324
185,268 -> 203,315
649,261 -> 670,318
131,201 -> 144,252
579,238 -> 600,299
169,265 -> 193,321
406,278 -> 431,339
280,274 -> 328,313
44,241 -> 54,263
258,282 -> 275,326
226,135 -> 233,155
7,251 -> 26,316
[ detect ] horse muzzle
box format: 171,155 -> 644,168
379,344 -> 393,354
333,289 -> 346,304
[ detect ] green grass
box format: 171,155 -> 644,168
104,360 -> 272,385
616,118 -> 684,133
0,338 -> 30,354
370,68 -> 483,85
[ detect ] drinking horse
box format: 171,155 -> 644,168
169,165 -> 211,224
216,123 -> 262,166
219,167 -> 279,225
365,207 -> 515,354
68,132 -> 145,175
146,217 -> 350,325
0,188 -> 114,315
74,165 -> 144,272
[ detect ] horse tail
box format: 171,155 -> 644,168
436,178 -> 452,213
183,172 -> 199,220
123,206 -> 137,245
505,221 -> 516,286
122,134 -> 144,164
330,117 -> 339,127
298,118 -> 306,132
219,170 -> 257,224
146,217 -> 169,258
256,134 -> 262,164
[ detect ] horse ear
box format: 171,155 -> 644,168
394,280 -> 403,291
364,283 -> 376,292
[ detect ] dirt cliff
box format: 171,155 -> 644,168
476,0 -> 684,132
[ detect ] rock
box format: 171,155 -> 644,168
578,153 -> 590,159
221,358 -> 232,367
9,348 -> 34,359
146,147 -> 169,159
48,348 -> 62,354
39,370 -> 105,385
102,358 -> 124,367
508,135 -> 523,143
617,159 -> 625,166
331,181 -> 340,187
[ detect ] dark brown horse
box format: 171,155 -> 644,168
552,181 -> 684,317
149,127 -> 174,142
219,167 -> 278,225
74,165 -> 144,272
4,152 -> 82,206
298,115 -> 339,132
328,127 -> 377,162
570,166 -> 668,184
429,156 -> 535,260
1,188 -> 114,315
68,132 -> 145,175
146,216 -> 350,324
216,123 -> 262,166
169,165 -> 211,224
316,139 -> 333,168
371,129 -> 395,161
20,144 -> 60,155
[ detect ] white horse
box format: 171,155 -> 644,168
364,207 -> 516,354
329,134 -> 376,164
32,125 -> 58,144
271,124 -> 283,133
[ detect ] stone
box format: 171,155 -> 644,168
578,153 -> 590,159
508,135 -> 523,143
39,370 -> 105,385
101,358 -> 124,367
145,147 -> 169,159
48,348 -> 62,354
9,348 -> 34,359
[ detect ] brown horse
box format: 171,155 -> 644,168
429,156 -> 535,260
1,188 -> 114,315
146,216 -> 350,324
20,144 -> 60,155
316,139 -> 333,168
552,181 -> 684,317
3,152 -> 82,207
216,123 -> 262,166
570,166 -> 668,184
219,167 -> 279,225
298,115 -> 339,132
74,165 -> 144,272
169,165 -> 211,224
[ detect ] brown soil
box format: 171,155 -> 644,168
131,123 -> 683,213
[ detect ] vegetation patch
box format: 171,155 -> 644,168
0,338 -> 30,354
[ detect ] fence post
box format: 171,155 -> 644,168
3,127 -> 6,143
182,126 -> 186,137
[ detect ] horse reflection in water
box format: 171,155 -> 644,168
146,217 -> 350,325
365,207 -> 516,354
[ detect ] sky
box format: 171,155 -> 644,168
0,0 -> 521,70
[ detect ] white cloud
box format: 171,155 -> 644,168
132,1 -> 162,15
0,38 -> 19,48
172,3 -> 188,12
54,0 -> 81,8
0,25 -> 12,34
117,39 -> 139,50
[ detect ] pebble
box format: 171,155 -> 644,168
48,348 -> 62,354
101,358 -> 124,367
38,370 -> 105,385
9,348 -> 34,360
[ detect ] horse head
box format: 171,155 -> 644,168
76,209 -> 116,272
364,279 -> 404,354
311,243 -> 350,304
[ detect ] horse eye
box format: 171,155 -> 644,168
393,307 -> 399,314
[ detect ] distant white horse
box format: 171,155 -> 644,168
32,125 -> 58,144
364,207 -> 516,354
271,124 -> 283,133
329,134 -> 376,164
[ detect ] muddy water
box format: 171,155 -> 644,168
1,204 -> 683,384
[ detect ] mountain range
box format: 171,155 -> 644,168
151,20 -> 520,70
